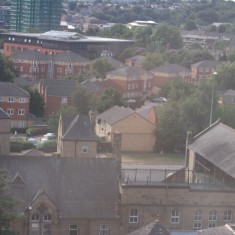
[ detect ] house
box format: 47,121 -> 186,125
57,114 -> 97,157
0,82 -> 30,129
35,79 -> 79,117
191,60 -> 223,81
0,108 -> 11,155
196,224 -> 235,235
125,55 -> 145,68
106,66 -> 153,98
218,89 -> 235,105
0,155 -> 121,235
96,105 -> 156,152
10,50 -> 91,80
150,64 -> 191,87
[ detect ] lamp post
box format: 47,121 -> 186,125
28,206 -> 32,235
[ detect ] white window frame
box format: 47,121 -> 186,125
99,224 -> 109,235
42,223 -> 51,235
43,213 -> 52,222
7,109 -> 14,115
171,209 -> 180,224
18,121 -> 25,128
129,209 -> 138,223
18,109 -> 25,115
69,224 -> 78,235
82,145 -> 88,154
8,97 -> 14,102
61,97 -> 67,104
224,210 -> 232,222
19,97 -> 26,103
208,210 -> 217,227
193,210 -> 203,230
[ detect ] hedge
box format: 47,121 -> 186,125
37,140 -> 57,153
10,139 -> 35,152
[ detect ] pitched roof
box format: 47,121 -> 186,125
107,66 -> 151,80
0,82 -> 30,97
99,56 -> 125,69
9,50 -> 48,61
191,60 -> 223,69
150,64 -> 190,75
0,156 -> 120,219
127,220 -> 169,235
62,115 -> 96,141
0,108 -> 11,119
53,50 -> 90,64
196,224 -> 235,235
96,106 -> 134,125
39,79 -> 78,97
223,89 -> 235,96
125,55 -> 145,65
188,122 -> 235,179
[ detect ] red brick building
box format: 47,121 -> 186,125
0,82 -> 30,129
10,50 -> 91,80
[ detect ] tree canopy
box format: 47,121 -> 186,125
92,58 -> 114,79
0,54 -> 15,83
28,89 -> 45,117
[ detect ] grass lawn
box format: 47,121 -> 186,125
122,152 -> 185,165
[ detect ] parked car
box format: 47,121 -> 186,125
27,138 -> 38,146
151,97 -> 167,103
127,99 -> 136,103
43,133 -> 55,138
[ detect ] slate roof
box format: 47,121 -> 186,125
53,50 -> 90,64
0,156 -> 120,219
0,108 -> 11,119
62,115 -> 96,141
196,224 -> 235,235
150,64 -> 190,75
81,79 -> 106,93
187,122 -> 235,179
10,50 -> 48,61
107,66 -> 151,80
126,55 -> 145,65
191,60 -> 223,69
40,79 -> 78,97
127,220 -> 169,235
14,77 -> 37,88
99,56 -> 125,69
96,105 -> 134,125
0,82 -> 30,97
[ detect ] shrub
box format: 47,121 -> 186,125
26,127 -> 48,136
11,128 -> 27,134
37,140 -> 57,153
10,138 -> 34,152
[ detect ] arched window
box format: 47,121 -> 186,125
43,213 -> 52,222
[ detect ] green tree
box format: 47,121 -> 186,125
0,170 -> 18,231
184,20 -> 197,31
92,58 -> 114,79
0,54 -> 15,82
142,52 -> 165,70
150,23 -> 183,49
96,88 -> 126,113
227,50 -> 235,62
48,106 -> 77,134
28,89 -> 45,117
217,103 -> 235,129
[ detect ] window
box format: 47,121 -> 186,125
61,97 -> 67,104
193,210 -> 203,230
82,145 -> 88,153
31,213 -> 39,221
42,224 -> 51,235
129,209 -> 138,223
99,224 -> 109,235
127,84 -> 131,90
18,121 -> 25,128
69,225 -> 78,235
18,109 -> 25,115
171,209 -> 180,224
43,213 -> 52,222
208,210 -> 217,227
224,210 -> 232,222
7,109 -> 14,115
19,97 -> 26,103
8,97 -> 14,102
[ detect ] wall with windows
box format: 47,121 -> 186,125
121,185 -> 235,233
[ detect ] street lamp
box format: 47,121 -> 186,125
28,206 -> 32,235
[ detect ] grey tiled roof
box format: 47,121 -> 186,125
191,60 -> 223,69
14,77 -> 37,88
0,108 -> 11,119
0,156 -> 120,219
96,105 -> 134,125
10,50 -> 48,61
188,122 -> 235,179
126,55 -> 145,65
127,220 -> 169,235
99,56 -> 125,69
150,64 -> 190,75
107,66 -> 150,80
53,50 -> 90,63
0,82 -> 30,97
62,115 -> 96,141
196,225 -> 234,235
40,79 -> 78,96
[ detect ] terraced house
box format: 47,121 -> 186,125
0,82 -> 30,129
